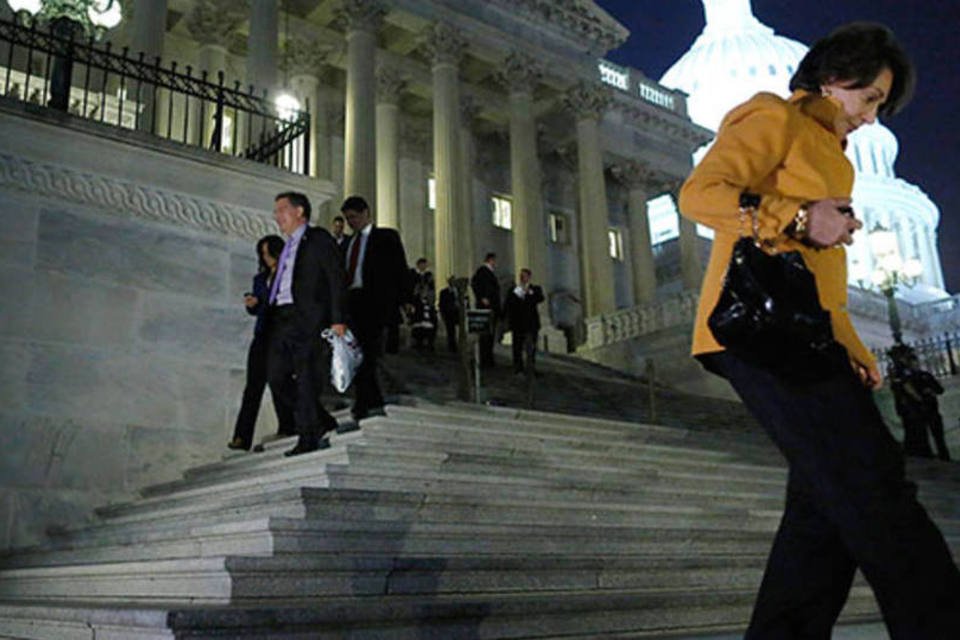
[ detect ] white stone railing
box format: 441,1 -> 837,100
847,288 -> 960,334
597,59 -> 684,115
583,291 -> 699,349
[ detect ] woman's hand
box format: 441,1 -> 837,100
856,362 -> 884,390
805,198 -> 863,248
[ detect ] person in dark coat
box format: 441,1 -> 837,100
266,192 -> 347,457
409,258 -> 438,350
341,195 -> 411,421
503,268 -> 545,375
471,252 -> 501,367
228,235 -> 292,450
438,276 -> 460,353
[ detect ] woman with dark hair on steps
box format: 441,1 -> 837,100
228,234 -> 293,451
679,22 -> 960,638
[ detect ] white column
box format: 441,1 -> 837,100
375,64 -> 405,228
341,0 -> 384,202
563,81 -> 615,317
424,22 -> 466,282
131,0 -> 168,132
674,186 -> 703,291
502,51 -> 547,285
459,96 -> 480,276
283,36 -> 336,179
613,161 -> 658,305
400,123 -> 430,264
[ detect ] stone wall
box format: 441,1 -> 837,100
0,100 -> 334,549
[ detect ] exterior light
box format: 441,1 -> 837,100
275,92 -> 301,121
5,0 -> 123,38
903,258 -> 923,279
7,0 -> 42,15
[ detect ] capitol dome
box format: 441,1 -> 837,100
654,0 -> 947,298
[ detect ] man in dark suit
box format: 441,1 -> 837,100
330,215 -> 350,251
503,268 -> 545,375
471,252 -> 501,368
438,276 -> 460,353
341,195 -> 411,421
266,192 -> 347,457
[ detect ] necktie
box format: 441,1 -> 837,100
346,235 -> 362,285
268,238 -> 293,304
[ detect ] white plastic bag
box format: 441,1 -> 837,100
321,328 -> 364,393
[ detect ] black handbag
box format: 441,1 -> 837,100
707,193 -> 848,383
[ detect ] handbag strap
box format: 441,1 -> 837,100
738,192 -> 778,251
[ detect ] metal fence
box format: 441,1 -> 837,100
0,16 -> 309,173
874,331 -> 960,379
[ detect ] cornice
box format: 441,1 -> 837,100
486,0 -> 628,54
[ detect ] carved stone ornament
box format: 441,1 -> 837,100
499,51 -> 543,94
487,0 -> 628,53
0,153 -> 276,240
609,160 -> 662,191
336,0 -> 386,34
184,0 -> 247,47
562,81 -> 612,121
421,22 -> 466,67
376,64 -> 407,104
282,37 -> 338,78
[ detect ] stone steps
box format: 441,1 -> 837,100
1,400 -> 941,637
0,586 -> 881,639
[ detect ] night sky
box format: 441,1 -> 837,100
596,0 -> 959,294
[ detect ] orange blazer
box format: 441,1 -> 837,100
678,90 -> 877,371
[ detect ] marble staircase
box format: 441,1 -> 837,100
1,401 -> 956,638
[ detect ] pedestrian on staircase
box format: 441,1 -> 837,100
228,234 -> 294,451
679,22 -> 960,639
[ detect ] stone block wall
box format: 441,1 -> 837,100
0,101 -> 334,549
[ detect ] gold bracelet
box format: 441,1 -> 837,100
792,205 -> 809,239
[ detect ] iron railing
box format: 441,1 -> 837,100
874,331 -> 960,379
0,16 -> 309,173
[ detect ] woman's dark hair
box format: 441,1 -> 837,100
790,22 -> 915,117
256,235 -> 285,274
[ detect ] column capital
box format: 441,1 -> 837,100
184,0 -> 245,48
609,160 -> 663,192
499,51 -> 542,94
337,0 -> 386,34
459,94 -> 482,125
282,37 -> 339,79
421,22 -> 466,67
562,81 -> 612,122
376,63 -> 408,105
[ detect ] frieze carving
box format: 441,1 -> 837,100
336,0 -> 386,34
184,0 -> 246,47
609,160 -> 665,192
562,81 -> 611,122
376,64 -> 407,105
282,37 -> 338,78
421,22 -> 466,67
499,51 -> 543,94
0,153 -> 275,240
488,0 -> 628,53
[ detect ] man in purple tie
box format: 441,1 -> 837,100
266,192 -> 347,456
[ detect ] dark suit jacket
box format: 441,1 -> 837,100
504,284 -> 544,334
290,225 -> 347,337
348,226 -> 411,326
471,265 -> 501,316
247,271 -> 270,336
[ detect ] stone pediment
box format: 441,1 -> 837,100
486,0 -> 629,54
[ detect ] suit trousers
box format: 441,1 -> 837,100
265,308 -> 338,444
705,351 -> 960,639
348,289 -> 385,416
511,329 -> 538,373
231,330 -> 294,448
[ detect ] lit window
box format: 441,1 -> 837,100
549,213 -> 569,244
608,228 -> 624,260
768,64 -> 777,76
647,194 -> 679,246
492,195 -> 512,229
427,177 -> 436,210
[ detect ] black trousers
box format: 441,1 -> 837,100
706,351 -> 960,639
511,329 -> 538,373
265,307 -> 338,444
479,317 -> 497,367
348,289 -> 385,417
231,330 -> 294,448
442,315 -> 458,353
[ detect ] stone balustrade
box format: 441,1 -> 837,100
583,291 -> 699,349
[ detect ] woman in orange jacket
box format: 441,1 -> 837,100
680,23 -> 960,638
